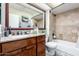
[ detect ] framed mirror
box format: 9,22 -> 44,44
5,3 -> 46,30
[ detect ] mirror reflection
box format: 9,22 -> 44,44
9,3 -> 44,29
32,13 -> 44,29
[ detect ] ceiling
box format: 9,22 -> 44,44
30,3 -> 79,14
29,3 -> 63,11
51,3 -> 79,14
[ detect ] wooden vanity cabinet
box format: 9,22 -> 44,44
0,35 -> 45,56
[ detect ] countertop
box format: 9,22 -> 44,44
0,33 -> 45,43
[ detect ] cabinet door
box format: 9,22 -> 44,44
37,42 -> 45,56
21,45 -> 36,56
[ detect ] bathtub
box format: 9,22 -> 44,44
46,39 -> 79,56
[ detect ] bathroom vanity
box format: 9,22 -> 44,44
0,34 -> 45,56
0,3 -> 46,56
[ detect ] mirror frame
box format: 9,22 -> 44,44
5,3 -> 46,30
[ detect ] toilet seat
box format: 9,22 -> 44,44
46,42 -> 57,49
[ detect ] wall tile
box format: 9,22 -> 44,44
55,8 -> 79,42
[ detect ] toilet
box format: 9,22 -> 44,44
46,42 -> 57,56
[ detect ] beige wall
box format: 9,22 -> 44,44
49,13 -> 56,41
55,8 -> 79,42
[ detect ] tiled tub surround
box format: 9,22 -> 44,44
55,8 -> 79,42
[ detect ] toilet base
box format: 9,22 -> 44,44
46,47 -> 56,56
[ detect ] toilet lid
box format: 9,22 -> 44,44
46,42 -> 57,48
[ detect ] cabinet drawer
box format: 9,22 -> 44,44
2,40 -> 27,53
37,42 -> 45,56
37,35 -> 45,43
26,37 -> 36,46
